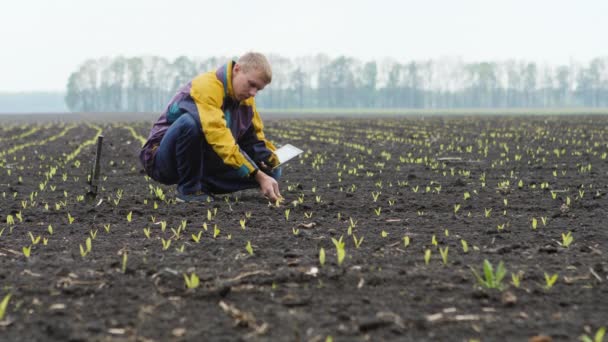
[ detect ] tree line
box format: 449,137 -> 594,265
65,55 -> 608,112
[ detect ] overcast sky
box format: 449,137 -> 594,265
1,0 -> 606,92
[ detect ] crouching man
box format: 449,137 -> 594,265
140,52 -> 282,203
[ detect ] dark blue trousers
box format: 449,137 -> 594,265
151,114 -> 281,195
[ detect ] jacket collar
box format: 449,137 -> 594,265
216,61 -> 236,100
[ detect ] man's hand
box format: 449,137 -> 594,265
254,170 -> 282,202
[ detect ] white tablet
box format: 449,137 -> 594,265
273,144 -> 304,168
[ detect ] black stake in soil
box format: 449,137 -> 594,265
86,135 -> 104,201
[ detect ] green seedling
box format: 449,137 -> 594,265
67,213 -> 75,224
239,219 -> 246,229
388,199 -> 395,206
184,273 -> 200,289
292,228 -> 300,236
245,211 -> 252,219
170,227 -> 182,240
353,234 -> 364,248
454,203 -> 461,214
381,230 -> 388,238
304,211 -> 313,218
331,235 -> 346,265
160,221 -> 167,232
104,224 -> 111,233
532,217 -> 538,230
176,244 -> 185,253
511,271 -> 523,288
0,293 -> 11,320
161,238 -> 171,250
431,235 -> 438,246
439,247 -> 449,265
90,229 -> 97,240
6,215 -> 14,225
580,327 -> 605,342
315,195 -> 321,203
319,247 -> 326,266
245,241 -> 254,255
191,230 -> 202,243
126,211 -> 132,222
213,225 -> 220,238
544,272 -> 558,290
541,216 -> 547,226
285,208 -> 290,221
444,229 -> 449,237
403,236 -> 410,248
424,249 -> 431,265
29,232 -> 41,245
461,239 -> 469,253
207,209 -> 213,221
180,219 -> 187,231
22,245 -> 32,258
463,192 -> 471,200
470,259 -> 506,290
371,191 -> 381,202
558,231 -> 573,248
47,224 -> 53,235
374,207 -> 381,216
121,252 -> 128,273
42,238 -> 48,245
0,227 -> 4,238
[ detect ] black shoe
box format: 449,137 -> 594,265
176,192 -> 214,203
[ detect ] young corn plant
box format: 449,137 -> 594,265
511,271 -> 523,288
352,234 -> 364,248
544,272 -> 558,290
22,245 -> 32,258
0,293 -> 11,320
319,247 -> 326,266
191,230 -> 202,243
580,327 -> 605,342
184,273 -> 200,289
79,237 -> 92,257
424,249 -> 431,265
143,227 -> 151,239
470,260 -> 506,290
245,241 -> 254,255
331,236 -> 346,266
461,239 -> 469,253
403,236 -> 410,248
558,231 -> 573,248
439,247 -> 449,265
121,252 -> 128,273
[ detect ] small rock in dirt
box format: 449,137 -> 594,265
172,327 -> 186,337
528,335 -> 552,342
359,317 -> 392,332
501,291 -> 517,306
49,303 -> 66,310
538,245 -> 558,254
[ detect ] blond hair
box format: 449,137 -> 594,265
238,52 -> 272,84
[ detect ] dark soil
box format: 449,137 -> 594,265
0,114 -> 607,342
